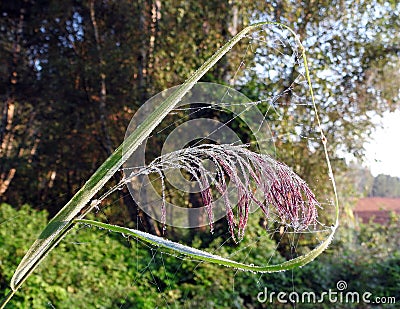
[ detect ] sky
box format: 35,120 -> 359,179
363,109 -> 400,178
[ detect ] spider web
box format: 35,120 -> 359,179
57,23 -> 337,308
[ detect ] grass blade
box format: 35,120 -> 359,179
76,219 -> 338,272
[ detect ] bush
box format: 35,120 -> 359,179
0,203 -> 164,308
1,204 -> 399,308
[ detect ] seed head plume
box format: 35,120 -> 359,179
127,144 -> 319,242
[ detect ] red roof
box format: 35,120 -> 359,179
354,197 -> 400,224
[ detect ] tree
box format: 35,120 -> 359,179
236,0 -> 400,193
371,174 -> 400,197
0,1 -> 44,198
1,0 -> 399,229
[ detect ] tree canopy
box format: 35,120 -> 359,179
1,0 -> 399,225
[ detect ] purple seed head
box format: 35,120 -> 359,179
147,144 -> 319,242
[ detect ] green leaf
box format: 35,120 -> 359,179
76,219 -> 338,273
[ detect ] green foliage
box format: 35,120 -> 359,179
0,204 -> 289,308
2,204 -> 398,308
370,174 -> 400,197
0,204 -> 48,283
327,215 -> 400,303
0,204 -> 172,307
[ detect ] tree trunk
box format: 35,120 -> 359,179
89,0 -> 113,156
0,6 -> 25,197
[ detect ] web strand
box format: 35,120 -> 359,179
77,23 -> 338,307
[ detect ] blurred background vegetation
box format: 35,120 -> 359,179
1,0 -> 399,308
